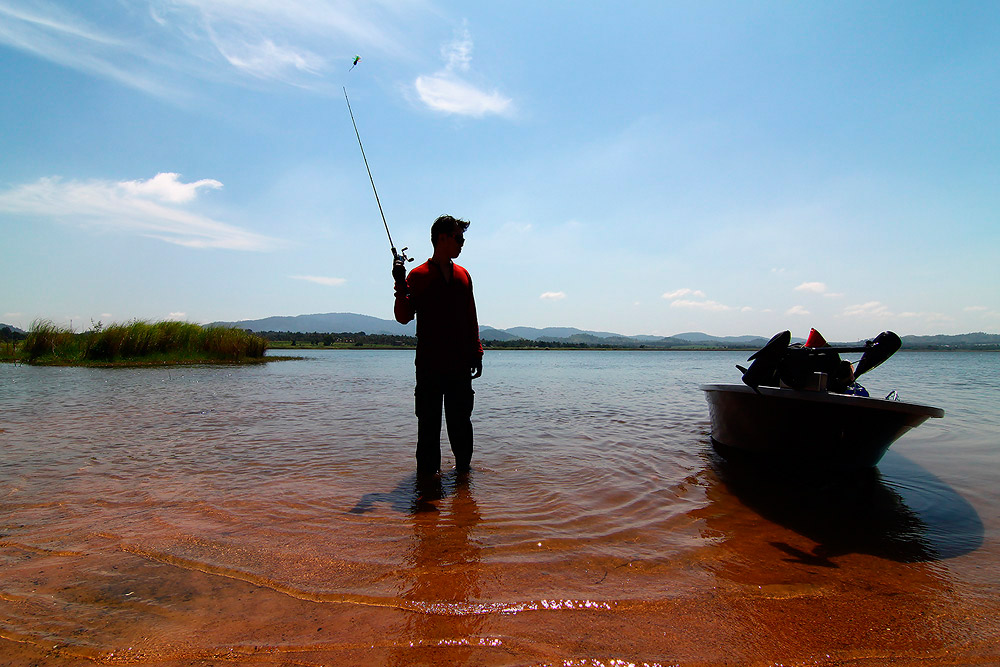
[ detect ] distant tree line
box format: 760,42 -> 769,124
255,331 -> 763,350
255,329 -> 1000,351
256,331 -> 415,347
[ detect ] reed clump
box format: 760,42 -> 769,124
21,320 -> 269,365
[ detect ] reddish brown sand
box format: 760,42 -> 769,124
1,463 -> 997,666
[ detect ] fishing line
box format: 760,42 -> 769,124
343,87 -> 411,265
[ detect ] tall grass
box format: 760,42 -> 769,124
21,320 -> 268,364
22,320 -> 81,361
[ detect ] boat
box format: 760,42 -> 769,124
702,329 -> 944,469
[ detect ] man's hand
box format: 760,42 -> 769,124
471,361 -> 483,379
392,259 -> 407,284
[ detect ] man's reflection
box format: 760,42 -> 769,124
393,471 -> 484,666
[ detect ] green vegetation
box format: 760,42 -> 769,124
262,331 -> 415,349
260,329 -> 1000,352
4,320 -> 270,366
258,330 -> 756,351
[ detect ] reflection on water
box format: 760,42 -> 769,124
1,350 -> 999,664
708,449 -> 984,565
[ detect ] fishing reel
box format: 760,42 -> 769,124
393,247 -> 414,265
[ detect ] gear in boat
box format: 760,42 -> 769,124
737,328 -> 901,396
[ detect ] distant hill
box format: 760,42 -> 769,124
0,323 -> 26,335
479,327 -> 519,342
505,326 -> 626,340
673,331 -> 783,345
901,332 -> 1000,347
209,312 -> 415,336
206,312 -> 998,350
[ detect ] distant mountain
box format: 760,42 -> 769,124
206,312 -> 998,349
479,327 -> 520,342
210,312 -> 415,336
504,326 -> 627,340
0,323 -> 26,335
901,332 -> 1000,346
672,331 -> 789,345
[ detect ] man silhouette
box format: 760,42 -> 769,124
393,215 -> 483,475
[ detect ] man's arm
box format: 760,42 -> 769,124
393,260 -> 415,324
468,273 -> 483,379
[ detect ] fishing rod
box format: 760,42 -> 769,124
343,87 -> 411,266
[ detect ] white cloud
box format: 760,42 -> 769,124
965,305 -> 988,312
415,27 -> 512,117
442,28 -> 473,71
167,312 -> 187,320
795,281 -> 843,299
795,281 -> 827,293
786,305 -> 810,316
219,37 -> 321,79
120,172 -> 222,203
843,301 -> 892,318
671,299 -> 732,312
0,1 -> 416,98
291,275 -> 347,287
415,75 -> 512,116
662,288 -> 706,299
0,174 -> 280,251
540,291 -> 566,300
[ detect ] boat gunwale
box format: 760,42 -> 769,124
700,383 -> 945,419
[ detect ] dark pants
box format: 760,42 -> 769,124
414,369 -> 475,474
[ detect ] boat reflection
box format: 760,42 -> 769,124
707,449 -> 983,564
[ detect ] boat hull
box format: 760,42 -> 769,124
701,384 -> 944,469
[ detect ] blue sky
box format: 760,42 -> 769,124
1,1 -> 997,340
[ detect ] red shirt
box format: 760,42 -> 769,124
395,260 -> 483,372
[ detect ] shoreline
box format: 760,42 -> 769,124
265,343 -> 1000,352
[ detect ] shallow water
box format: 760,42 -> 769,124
1,350 -> 998,665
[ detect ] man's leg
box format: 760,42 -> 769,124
443,373 -> 475,471
414,371 -> 443,474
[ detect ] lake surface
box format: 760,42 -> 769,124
1,350 -> 998,665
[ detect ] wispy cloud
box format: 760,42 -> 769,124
0,1 -> 181,98
0,173 -> 280,250
662,288 -> 706,300
840,301 -> 954,326
671,299 -> 732,312
0,0 -> 418,98
415,27 -> 512,117
795,281 -> 827,294
843,301 -> 891,318
120,172 -> 222,203
786,305 -> 810,316
291,275 -> 347,287
795,281 -> 843,298
540,291 -> 566,300
664,288 -> 735,312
